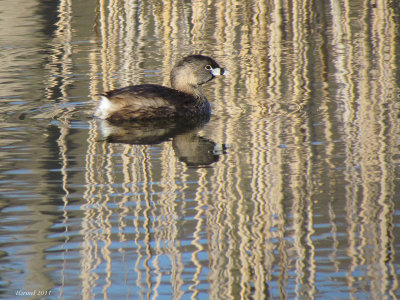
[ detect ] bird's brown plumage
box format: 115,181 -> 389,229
94,55 -> 226,122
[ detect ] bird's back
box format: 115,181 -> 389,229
95,84 -> 209,122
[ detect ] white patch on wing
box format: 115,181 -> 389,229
95,96 -> 113,119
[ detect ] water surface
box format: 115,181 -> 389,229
0,1 -> 399,299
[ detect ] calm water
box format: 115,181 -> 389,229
1,1 -> 400,299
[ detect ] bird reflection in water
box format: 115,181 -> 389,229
96,116 -> 229,167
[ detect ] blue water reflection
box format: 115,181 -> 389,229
1,0 -> 400,299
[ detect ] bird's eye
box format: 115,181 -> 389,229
205,65 -> 212,70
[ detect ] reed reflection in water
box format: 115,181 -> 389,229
0,0 -> 399,299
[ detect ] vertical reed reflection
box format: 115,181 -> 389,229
331,1 -> 399,299
40,0 -> 76,297
69,0 -> 400,299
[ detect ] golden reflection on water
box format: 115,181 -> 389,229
28,0 -> 400,299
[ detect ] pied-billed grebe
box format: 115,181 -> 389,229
95,55 -> 228,122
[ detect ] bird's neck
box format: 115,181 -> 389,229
172,80 -> 206,100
